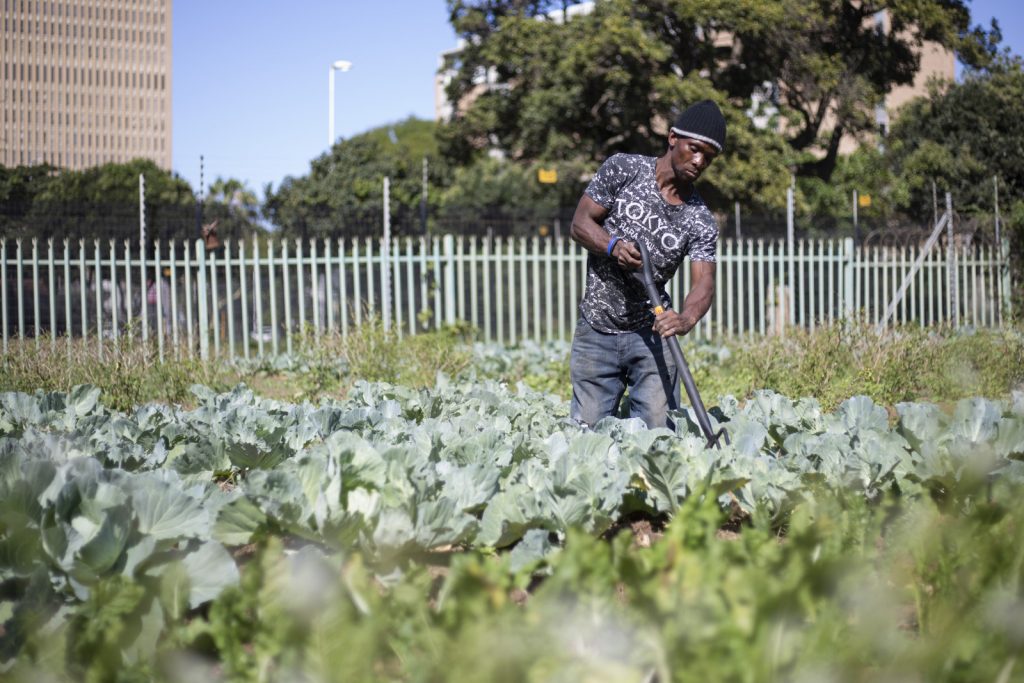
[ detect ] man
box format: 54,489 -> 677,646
569,99 -> 725,429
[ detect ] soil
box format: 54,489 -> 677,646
231,543 -> 259,561
601,511 -> 670,547
629,519 -> 661,548
509,587 -> 530,605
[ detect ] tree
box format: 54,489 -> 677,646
442,0 -> 700,164
732,0 -> 1000,180
263,117 -> 449,238
33,158 -> 194,206
1,159 -> 195,242
884,57 -> 1024,307
441,0 -> 989,193
442,0 -> 796,210
0,164 -> 59,237
202,177 -> 264,242
0,163 -> 58,207
885,58 -> 1024,218
434,155 -> 598,235
796,146 -> 895,232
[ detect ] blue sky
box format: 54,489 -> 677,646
171,0 -> 1023,199
172,1 -> 457,197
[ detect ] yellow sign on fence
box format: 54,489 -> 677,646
537,168 -> 558,184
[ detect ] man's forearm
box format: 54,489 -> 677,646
678,268 -> 715,333
679,290 -> 712,331
570,215 -> 612,256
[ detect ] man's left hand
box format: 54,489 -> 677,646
652,309 -> 696,338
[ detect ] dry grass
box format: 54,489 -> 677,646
0,334 -> 236,412
696,321 -> 1024,410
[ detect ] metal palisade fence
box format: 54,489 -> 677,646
0,231 -> 1012,360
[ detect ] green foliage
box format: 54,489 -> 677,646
247,322 -> 1024,413
441,1 -> 797,209
1008,198 -> 1024,311
439,156 -> 592,214
693,82 -> 795,211
884,62 -> 1024,305
442,0 -> 979,189
64,576 -> 156,683
464,340 -> 572,396
955,17 -> 1015,72
797,145 -> 894,223
0,164 -> 58,207
10,481 -> 1024,680
201,177 -> 265,242
446,0 -> 675,162
263,117 -> 448,237
0,159 -> 196,241
32,158 -> 194,207
2,341 -> 1024,679
887,62 -> 1024,217
459,324 -> 1023,413
3,374 -> 1023,566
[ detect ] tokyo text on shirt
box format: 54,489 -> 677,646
580,153 -> 718,333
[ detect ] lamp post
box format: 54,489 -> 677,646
328,60 -> 352,148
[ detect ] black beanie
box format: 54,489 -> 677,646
670,100 -> 726,152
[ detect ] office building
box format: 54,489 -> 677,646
1,0 -> 173,170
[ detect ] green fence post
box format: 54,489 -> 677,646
1,241 -> 7,353
295,238 -> 306,337
282,240 -> 292,355
444,234 -> 456,327
197,239 -> 209,360
210,249 -> 220,358
170,240 -> 180,354
239,239 -> 250,357
93,240 -> 101,356
154,240 -> 164,361
108,239 -> 119,342
843,237 -> 855,320
456,235 -> 466,324
184,239 -> 194,351
49,240 -> 57,349
405,237 -> 416,337
78,239 -> 86,340
324,238 -> 335,336
253,238 -> 264,357
1000,239 -> 1012,325
225,240 -> 236,358
63,240 -> 71,354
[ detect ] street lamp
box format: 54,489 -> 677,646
328,59 -> 352,148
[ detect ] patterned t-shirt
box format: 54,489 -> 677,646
580,153 -> 719,333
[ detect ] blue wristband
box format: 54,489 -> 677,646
606,236 -> 619,257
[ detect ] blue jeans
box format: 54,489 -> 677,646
570,318 -> 680,429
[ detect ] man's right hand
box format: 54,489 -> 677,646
612,239 -> 643,270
